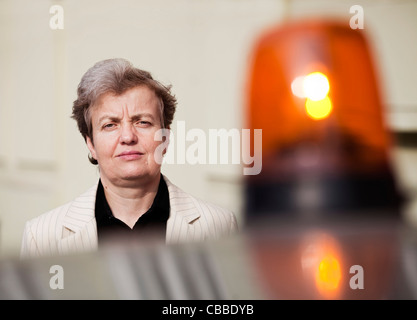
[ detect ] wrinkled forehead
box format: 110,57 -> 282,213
90,85 -> 164,124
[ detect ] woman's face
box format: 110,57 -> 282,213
86,85 -> 164,187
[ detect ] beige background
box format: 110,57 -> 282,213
0,0 -> 416,257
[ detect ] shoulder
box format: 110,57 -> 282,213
24,201 -> 71,233
23,183 -> 98,235
20,199 -> 73,258
21,183 -> 99,258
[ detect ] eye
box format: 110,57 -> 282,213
136,120 -> 152,127
102,123 -> 116,130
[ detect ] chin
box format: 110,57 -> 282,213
121,173 -> 147,180
121,171 -> 158,181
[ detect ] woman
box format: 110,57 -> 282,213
20,58 -> 238,258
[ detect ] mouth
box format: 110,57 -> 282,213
117,151 -> 144,160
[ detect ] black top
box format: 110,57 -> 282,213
94,174 -> 170,245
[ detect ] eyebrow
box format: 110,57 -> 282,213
97,113 -> 156,124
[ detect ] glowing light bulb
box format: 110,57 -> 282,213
291,75 -> 306,98
305,96 -> 332,120
303,72 -> 330,101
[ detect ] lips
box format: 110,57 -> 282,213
117,151 -> 144,160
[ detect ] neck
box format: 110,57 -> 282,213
101,174 -> 161,228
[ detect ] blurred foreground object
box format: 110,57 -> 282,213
0,236 -> 263,300
0,217 -> 416,299
247,216 -> 417,299
244,19 -> 404,219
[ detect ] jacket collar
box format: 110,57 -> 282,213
62,182 -> 98,233
163,175 -> 201,224
62,175 -> 201,233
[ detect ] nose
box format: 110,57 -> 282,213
119,123 -> 138,145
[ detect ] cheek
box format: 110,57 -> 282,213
142,131 -> 161,149
93,135 -> 117,157
143,134 -> 165,162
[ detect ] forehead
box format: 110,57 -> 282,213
91,85 -> 161,117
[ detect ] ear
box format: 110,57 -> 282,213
86,136 -> 97,160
